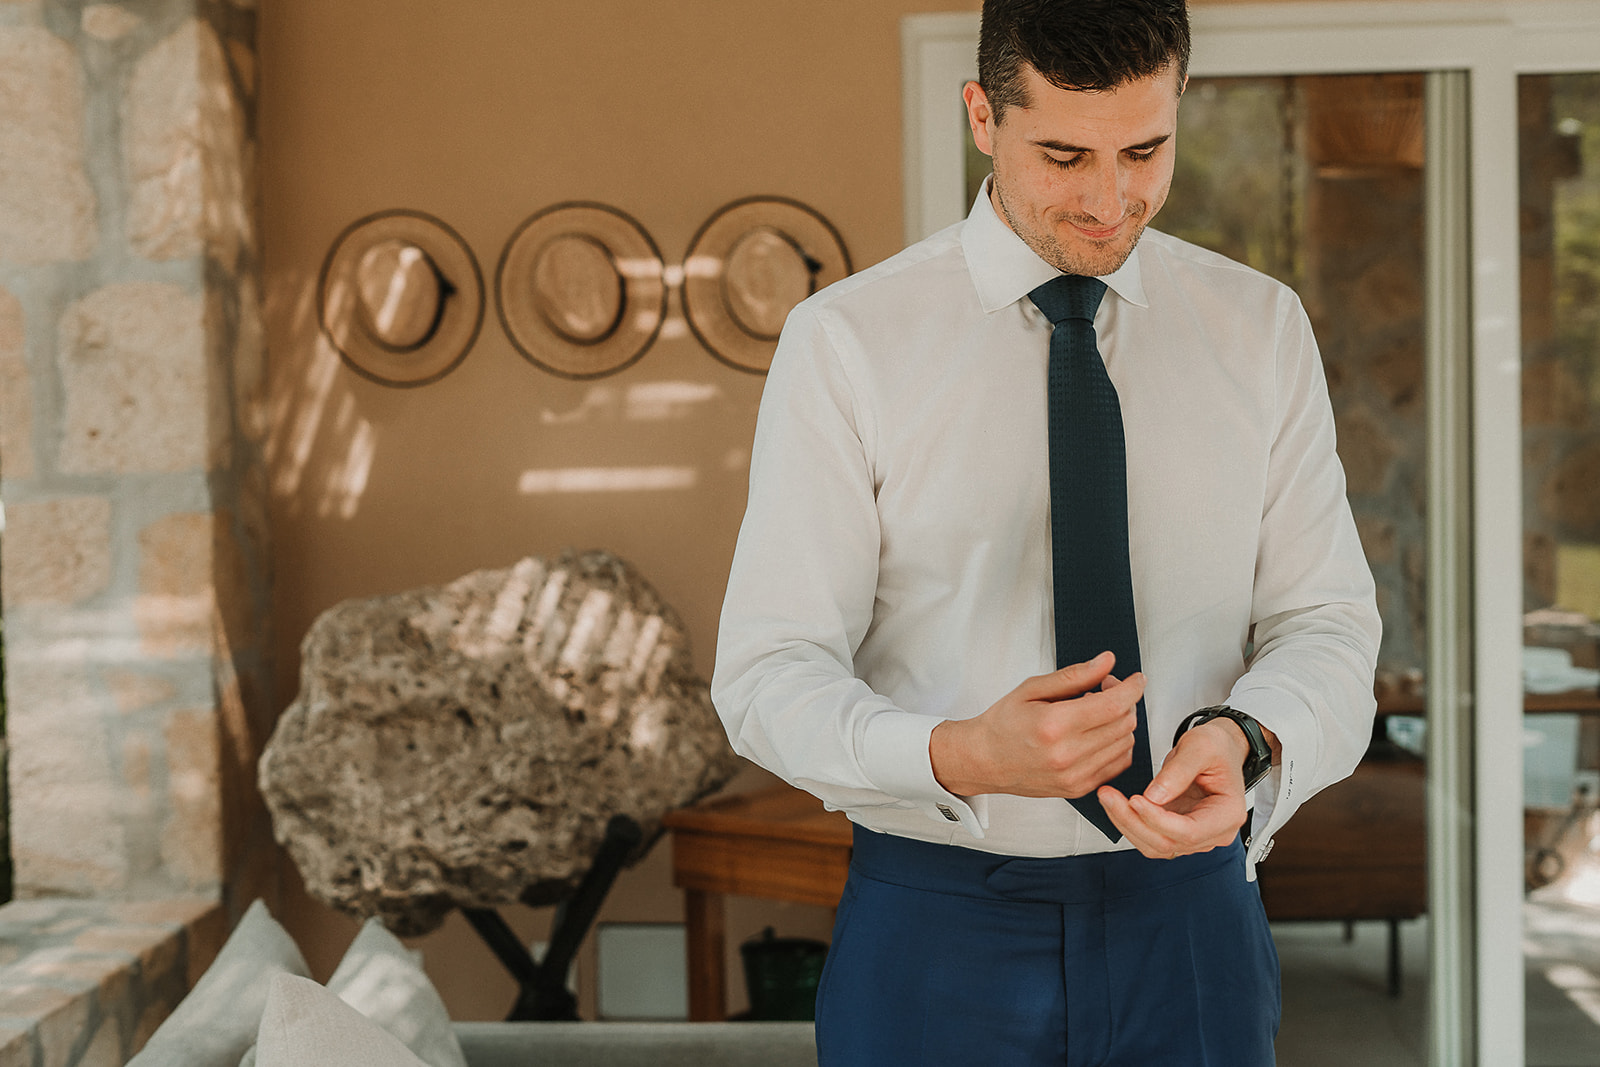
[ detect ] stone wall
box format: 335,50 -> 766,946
0,898 -> 221,1067
0,0 -> 271,905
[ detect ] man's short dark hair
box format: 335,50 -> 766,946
978,0 -> 1191,120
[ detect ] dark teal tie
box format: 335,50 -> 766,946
1028,275 -> 1153,843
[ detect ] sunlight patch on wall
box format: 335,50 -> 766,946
314,394 -> 376,520
516,466 -> 698,495
265,279 -> 379,520
540,381 -> 721,426
624,381 -> 719,420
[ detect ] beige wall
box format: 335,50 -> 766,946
258,0 -> 978,1018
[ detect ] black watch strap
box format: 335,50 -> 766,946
1173,705 -> 1273,791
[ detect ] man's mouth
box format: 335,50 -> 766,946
1070,220 -> 1125,241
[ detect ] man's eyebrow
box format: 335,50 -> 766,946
1032,133 -> 1173,154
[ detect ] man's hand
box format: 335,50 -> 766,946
1098,717 -> 1267,859
930,651 -> 1143,799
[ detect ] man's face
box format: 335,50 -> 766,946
965,64 -> 1183,277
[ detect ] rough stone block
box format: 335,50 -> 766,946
0,980 -> 93,1067
103,899 -> 217,930
32,987 -> 90,1067
138,513 -> 213,598
8,666 -> 129,895
261,550 -> 741,935
0,285 -> 31,479
0,496 -> 112,606
0,900 -> 67,926
71,926 -> 177,977
76,1017 -> 121,1067
135,512 -> 216,657
0,1028 -> 32,1067
124,19 -> 248,268
122,734 -> 152,799
17,947 -> 128,1001
0,26 -> 97,263
0,980 -> 74,1018
57,283 -> 211,474
106,671 -> 179,715
159,707 -> 222,889
81,4 -> 140,41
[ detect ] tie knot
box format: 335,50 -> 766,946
1028,274 -> 1107,326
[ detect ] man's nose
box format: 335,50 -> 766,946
1079,161 -> 1127,223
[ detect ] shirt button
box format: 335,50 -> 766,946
937,804 -> 959,823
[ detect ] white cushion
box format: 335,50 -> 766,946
325,917 -> 468,1067
239,917 -> 466,1067
253,974 -> 431,1067
126,899 -> 311,1067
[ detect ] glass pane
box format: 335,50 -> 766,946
1165,73 -> 1431,1065
1519,70 -> 1600,1067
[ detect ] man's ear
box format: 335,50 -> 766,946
963,80 -> 996,156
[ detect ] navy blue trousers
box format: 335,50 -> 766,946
815,826 -> 1280,1066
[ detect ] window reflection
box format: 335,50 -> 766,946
1520,70 -> 1600,1065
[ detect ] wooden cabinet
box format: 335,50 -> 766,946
1254,752 -> 1429,924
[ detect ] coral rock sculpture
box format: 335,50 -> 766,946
259,550 -> 741,936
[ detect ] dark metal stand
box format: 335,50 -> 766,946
462,813 -> 644,1021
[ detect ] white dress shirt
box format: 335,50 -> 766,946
712,185 -> 1380,872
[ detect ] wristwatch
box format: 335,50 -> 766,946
1173,705 -> 1273,791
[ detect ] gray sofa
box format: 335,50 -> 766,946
119,902 -> 817,1067
454,1023 -> 817,1067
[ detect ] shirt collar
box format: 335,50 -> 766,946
960,176 -> 1150,314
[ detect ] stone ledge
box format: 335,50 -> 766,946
0,898 -> 223,1067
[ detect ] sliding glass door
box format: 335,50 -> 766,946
1518,69 -> 1600,1067
1163,71 -> 1434,1066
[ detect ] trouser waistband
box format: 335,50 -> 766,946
849,823 -> 1244,906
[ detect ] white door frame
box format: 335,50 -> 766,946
902,4 -> 1600,1064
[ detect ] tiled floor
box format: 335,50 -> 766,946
1273,901 -> 1600,1066
1274,919 -> 1430,1067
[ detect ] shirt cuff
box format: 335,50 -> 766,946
1221,692 -> 1319,870
860,711 -> 989,839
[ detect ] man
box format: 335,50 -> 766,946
712,0 -> 1379,1062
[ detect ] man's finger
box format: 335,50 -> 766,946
1023,651 -> 1117,701
1132,792 -> 1242,849
1099,787 -> 1177,857
1143,732 -> 1216,806
1103,787 -> 1239,857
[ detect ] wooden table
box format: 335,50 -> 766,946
661,786 -> 852,1021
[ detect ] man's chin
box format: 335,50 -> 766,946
1050,239 -> 1139,278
